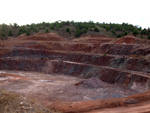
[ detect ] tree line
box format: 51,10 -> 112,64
0,21 -> 149,40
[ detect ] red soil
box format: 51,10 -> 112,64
0,33 -> 150,113
115,35 -> 150,44
50,91 -> 150,113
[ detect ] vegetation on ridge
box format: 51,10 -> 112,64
0,21 -> 150,40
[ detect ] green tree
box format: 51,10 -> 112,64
13,23 -> 18,28
117,34 -> 122,38
50,25 -> 55,30
66,28 -> 70,33
1,32 -> 7,40
83,29 -> 87,33
8,30 -> 13,36
148,36 -> 150,40
26,30 -> 30,36
124,32 -> 127,36
111,30 -> 116,35
18,30 -> 22,35
141,36 -> 144,39
1,32 -> 5,37
33,28 -> 38,33
140,29 -> 147,35
75,29 -> 82,37
94,27 -> 99,32
133,30 -> 139,36
1,28 -> 5,32
45,28 -> 49,33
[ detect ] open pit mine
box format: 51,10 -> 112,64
1,33 -> 150,113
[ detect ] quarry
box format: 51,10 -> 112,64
1,33 -> 150,113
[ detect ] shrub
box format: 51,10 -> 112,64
18,30 -> 22,35
45,28 -> 49,33
140,29 -> 147,35
0,88 -> 52,113
1,32 -> 7,40
26,30 -> 30,36
8,30 -> 13,36
13,23 -> 18,28
66,28 -> 70,33
117,34 -> 122,38
141,36 -> 144,39
133,30 -> 139,36
1,32 -> 5,37
83,29 -> 87,33
124,32 -> 127,36
50,25 -> 55,30
33,28 -> 38,33
75,29 -> 82,37
94,27 -> 99,32
111,30 -> 116,35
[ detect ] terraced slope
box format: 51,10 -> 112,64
0,33 -> 150,112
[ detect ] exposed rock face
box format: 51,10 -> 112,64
77,77 -> 108,88
115,35 -> 150,44
0,33 -> 150,112
0,34 -> 150,91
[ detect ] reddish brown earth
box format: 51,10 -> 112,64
115,35 -> 150,44
0,33 -> 150,113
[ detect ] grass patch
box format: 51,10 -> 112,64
0,88 -> 55,113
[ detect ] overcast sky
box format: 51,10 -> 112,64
0,0 -> 150,28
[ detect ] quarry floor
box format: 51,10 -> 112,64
0,70 -> 146,113
0,70 -> 138,102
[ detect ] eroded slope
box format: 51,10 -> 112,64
0,33 -> 150,112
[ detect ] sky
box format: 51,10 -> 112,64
0,0 -> 150,28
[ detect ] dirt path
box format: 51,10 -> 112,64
87,101 -> 150,113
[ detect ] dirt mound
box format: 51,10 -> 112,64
24,33 -> 65,41
115,35 -> 150,44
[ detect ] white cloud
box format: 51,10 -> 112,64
0,0 -> 150,28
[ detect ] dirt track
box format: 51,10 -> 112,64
87,101 -> 150,113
